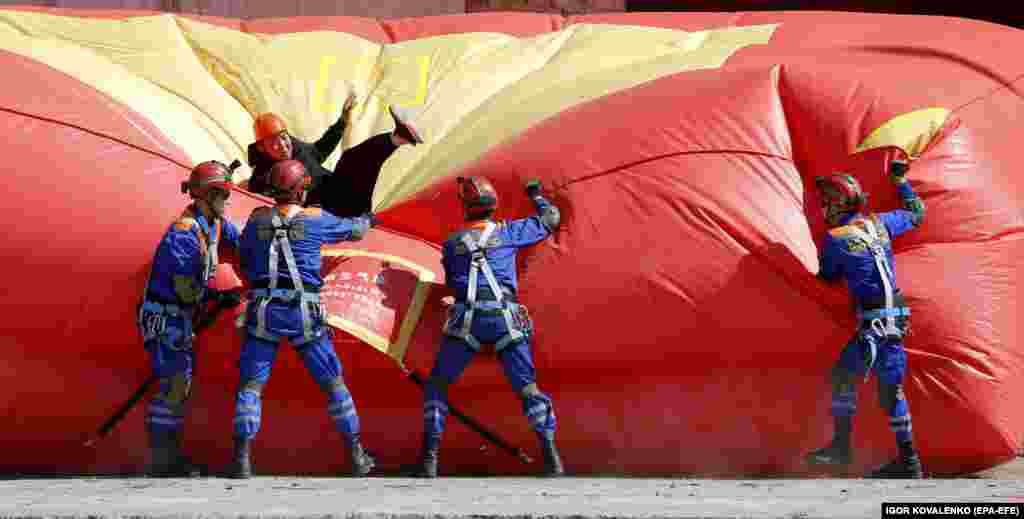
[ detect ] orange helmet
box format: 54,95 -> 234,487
253,113 -> 288,142
267,160 -> 310,203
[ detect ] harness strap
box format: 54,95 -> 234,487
140,300 -> 194,318
448,222 -> 524,350
847,217 -> 902,379
253,210 -> 320,345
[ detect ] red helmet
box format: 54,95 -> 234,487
457,176 -> 498,217
253,113 -> 287,142
268,160 -> 309,202
181,161 -> 233,200
816,173 -> 867,226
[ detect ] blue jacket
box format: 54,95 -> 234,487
145,205 -> 240,306
818,181 -> 925,305
442,195 -> 560,301
240,205 -> 370,289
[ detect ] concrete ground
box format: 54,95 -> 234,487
2,458 -> 1022,519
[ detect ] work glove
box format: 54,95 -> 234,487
364,212 -> 383,228
890,159 -> 910,184
525,179 -> 543,198
215,289 -> 243,309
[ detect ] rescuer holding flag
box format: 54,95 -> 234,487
228,159 -> 379,479
805,156 -> 927,478
414,176 -> 565,478
247,94 -> 423,218
137,160 -> 243,477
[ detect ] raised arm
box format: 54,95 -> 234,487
880,158 -> 926,239
314,94 -> 356,163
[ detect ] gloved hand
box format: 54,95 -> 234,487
890,159 -> 910,184
364,212 -> 383,227
525,179 -> 543,198
216,289 -> 243,309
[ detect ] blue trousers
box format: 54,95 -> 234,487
831,327 -> 913,442
140,311 -> 194,435
424,312 -> 556,443
234,300 -> 360,443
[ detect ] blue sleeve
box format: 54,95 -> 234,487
441,242 -> 454,288
879,210 -> 917,240
160,228 -> 204,303
880,181 -> 926,239
503,217 -> 550,248
222,219 -> 241,249
238,220 -> 257,276
817,233 -> 844,282
167,229 -> 203,279
320,212 -> 371,244
503,194 -> 559,248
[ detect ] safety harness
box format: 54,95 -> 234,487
138,209 -> 221,342
846,216 -> 911,376
444,222 -> 525,351
247,208 -> 322,346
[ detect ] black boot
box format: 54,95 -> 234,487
389,105 -> 423,145
165,430 -> 202,477
348,436 -> 376,477
146,431 -> 175,477
806,415 -> 853,467
538,432 -> 565,477
415,433 -> 439,478
868,441 -> 924,479
228,437 -> 252,479
805,438 -> 853,467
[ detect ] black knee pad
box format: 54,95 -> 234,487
878,383 -> 905,412
830,366 -> 854,394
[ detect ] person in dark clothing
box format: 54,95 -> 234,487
247,95 -> 424,218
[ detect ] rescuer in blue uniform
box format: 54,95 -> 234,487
805,157 -> 927,478
415,176 -> 565,478
138,160 -> 242,477
229,159 -> 377,478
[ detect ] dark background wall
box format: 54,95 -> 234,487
0,0 -> 1018,30
0,0 -> 467,19
626,1 -> 1023,29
